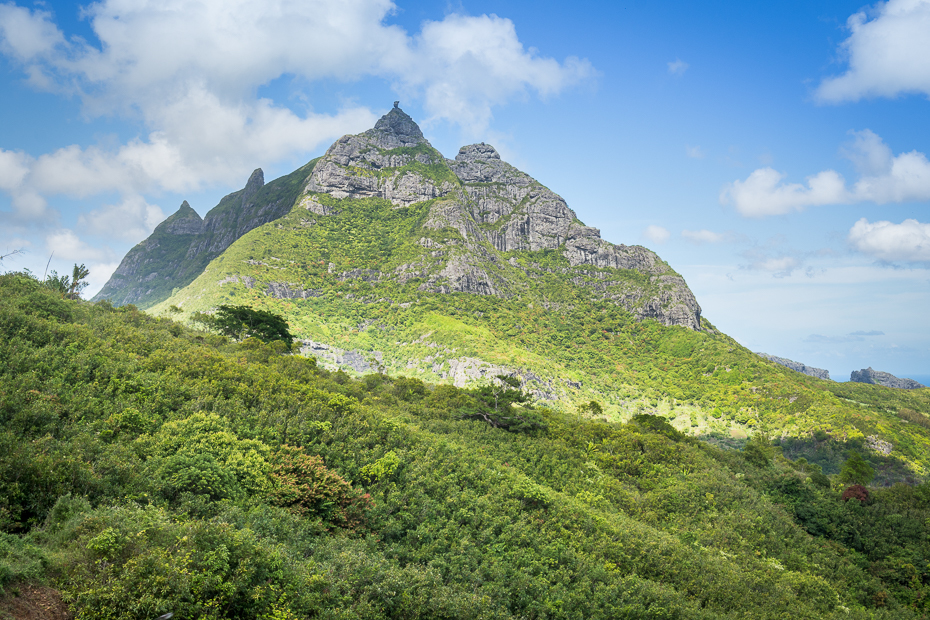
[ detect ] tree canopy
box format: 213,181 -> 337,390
197,304 -> 294,347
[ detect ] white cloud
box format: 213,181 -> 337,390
0,3 -> 63,62
0,0 -> 593,223
685,145 -> 704,159
643,225 -> 670,244
817,0 -> 930,103
848,217 -> 930,262
45,229 -> 111,262
720,167 -> 847,217
667,59 -> 689,76
0,148 -> 30,191
682,229 -> 726,243
408,14 -> 595,130
79,195 -> 166,242
721,130 -> 930,216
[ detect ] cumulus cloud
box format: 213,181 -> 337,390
720,167 -> 847,217
721,130 -> 930,216
0,3 -> 63,62
817,0 -> 930,103
0,0 -> 594,224
682,229 -> 727,243
643,225 -> 670,244
45,229 -> 111,262
408,14 -> 595,130
78,196 -> 166,242
667,59 -> 689,76
848,217 -> 930,262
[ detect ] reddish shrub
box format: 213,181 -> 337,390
842,484 -> 870,504
268,445 -> 371,531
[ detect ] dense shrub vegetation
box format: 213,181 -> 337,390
1,272 -> 929,619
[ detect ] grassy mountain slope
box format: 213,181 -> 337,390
149,187 -> 930,484
2,273 -> 929,619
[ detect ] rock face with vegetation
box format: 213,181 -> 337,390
851,367 -> 926,389
93,163 -> 315,308
100,107 -> 701,329
757,353 -> 832,381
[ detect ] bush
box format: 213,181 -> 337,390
842,484 -> 870,504
267,446 -> 371,531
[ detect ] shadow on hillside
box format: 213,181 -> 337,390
696,432 -> 922,487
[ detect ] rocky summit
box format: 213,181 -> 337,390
95,107 -> 714,401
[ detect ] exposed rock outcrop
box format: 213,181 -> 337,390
757,353 -> 832,381
850,367 -> 925,389
298,112 -> 702,329
305,107 -> 456,206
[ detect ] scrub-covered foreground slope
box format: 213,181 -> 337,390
2,273 -> 930,619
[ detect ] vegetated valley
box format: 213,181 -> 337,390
2,108 -> 929,619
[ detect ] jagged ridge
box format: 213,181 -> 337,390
94,163 -> 316,307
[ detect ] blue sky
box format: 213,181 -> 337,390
1,0 -> 928,383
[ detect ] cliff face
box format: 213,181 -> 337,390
93,201 -> 205,307
300,107 -> 702,329
757,353 -> 831,381
850,367 -> 926,390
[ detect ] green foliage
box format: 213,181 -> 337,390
459,375 -> 546,432
840,451 -> 877,486
743,433 -> 776,468
267,445 -> 371,530
0,531 -> 48,595
2,272 -> 930,619
578,400 -> 604,416
44,263 -> 90,299
197,304 -> 294,347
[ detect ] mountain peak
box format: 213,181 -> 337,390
156,200 -> 203,235
242,168 -> 265,205
368,106 -> 426,149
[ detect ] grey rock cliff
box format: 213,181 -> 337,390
299,110 -> 703,329
757,353 -> 831,381
305,107 -> 455,207
850,367 -> 925,389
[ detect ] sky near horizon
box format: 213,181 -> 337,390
1,0 -> 928,383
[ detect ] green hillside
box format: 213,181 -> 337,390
150,178 -> 930,484
2,272 -> 930,619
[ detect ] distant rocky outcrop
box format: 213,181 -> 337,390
850,367 -> 926,390
757,353 -> 831,380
